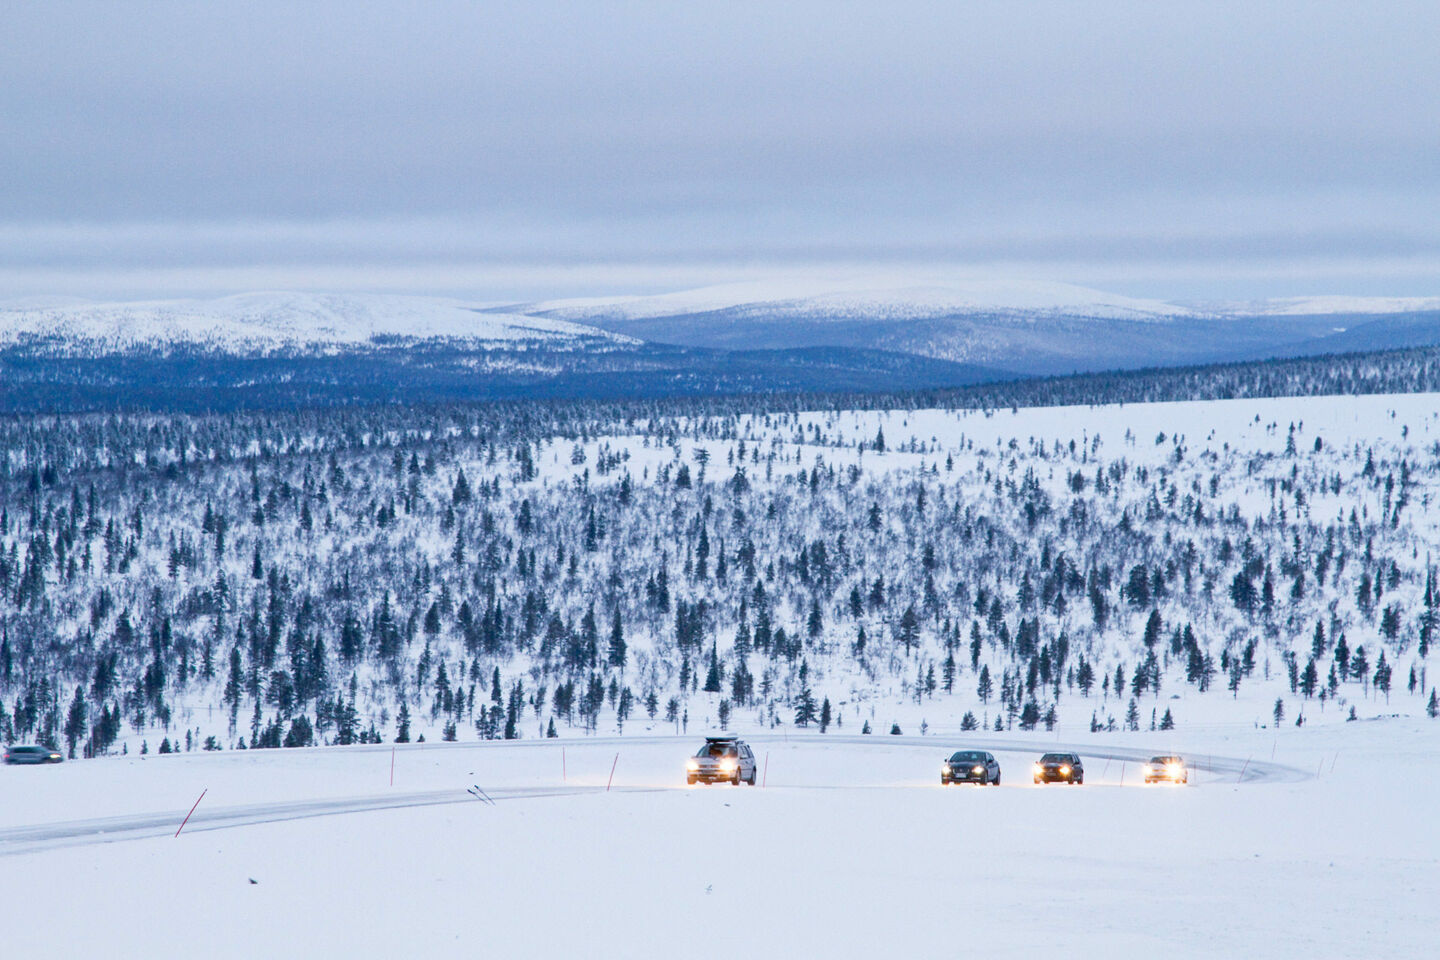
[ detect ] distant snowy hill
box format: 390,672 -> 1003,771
0,292 -> 633,354
517,278 -> 1202,324
510,279 -> 1440,375
1209,295 -> 1440,316
0,290 -> 1007,413
4,284 -> 1438,412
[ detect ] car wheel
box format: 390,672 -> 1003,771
993,773 -> 1000,786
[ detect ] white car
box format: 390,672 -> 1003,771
686,736 -> 757,785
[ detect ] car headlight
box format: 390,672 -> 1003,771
686,759 -> 699,770
1059,765 -> 1071,775
942,763 -> 952,773
972,765 -> 985,775
1033,763 -> 1043,772
720,758 -> 736,771
1167,764 -> 1182,775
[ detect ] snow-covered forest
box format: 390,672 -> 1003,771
3,365 -> 1440,758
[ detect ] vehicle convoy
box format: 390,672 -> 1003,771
686,736 -> 757,785
1142,755 -> 1189,784
1033,752 -> 1083,784
941,750 -> 1000,785
4,744 -> 63,764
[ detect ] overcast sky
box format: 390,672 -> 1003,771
2,1 -> 1437,301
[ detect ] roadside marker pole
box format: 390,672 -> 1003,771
1237,756 -> 1252,783
1316,758 -> 1324,779
390,745 -> 395,787
762,752 -> 769,788
606,753 -> 618,792
1330,752 -> 1339,774
563,747 -> 567,782
1119,762 -> 1125,786
175,788 -> 207,838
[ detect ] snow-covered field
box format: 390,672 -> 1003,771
2,720 -> 1435,959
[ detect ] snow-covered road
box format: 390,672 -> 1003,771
0,723 -> 1432,959
0,734 -> 1304,857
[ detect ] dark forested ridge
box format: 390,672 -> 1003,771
0,340 -> 1005,415
3,323 -> 1438,416
1,346 -> 1437,757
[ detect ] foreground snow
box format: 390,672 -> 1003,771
2,720 -> 1434,959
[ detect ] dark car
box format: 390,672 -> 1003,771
686,735 -> 757,785
1143,755 -> 1189,784
1033,752 -> 1083,784
4,744 -> 63,764
941,750 -> 1001,785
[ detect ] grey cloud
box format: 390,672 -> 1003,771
1,1 -> 1437,298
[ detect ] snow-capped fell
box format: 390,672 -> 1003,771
0,291 -> 635,352
520,278 -> 1199,323
1221,295 -> 1440,316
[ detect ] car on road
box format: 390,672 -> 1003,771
686,735 -> 757,785
1143,755 -> 1189,784
1033,752 -> 1083,784
941,750 -> 1000,785
4,744 -> 63,765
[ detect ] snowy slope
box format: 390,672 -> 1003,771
0,291 -> 635,352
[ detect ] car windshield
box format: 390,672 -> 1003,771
950,751 -> 984,763
1041,754 -> 1070,763
698,743 -> 736,758
1151,756 -> 1181,765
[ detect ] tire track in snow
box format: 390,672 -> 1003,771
0,785 -> 658,857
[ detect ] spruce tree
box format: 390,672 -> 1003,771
608,609 -> 627,669
63,685 -> 87,759
395,702 -> 411,743
977,664 -> 993,703
793,662 -> 817,727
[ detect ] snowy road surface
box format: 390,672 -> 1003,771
0,723 -> 1433,959
0,734 -> 1303,856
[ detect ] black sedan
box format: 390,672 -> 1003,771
4,744 -> 63,764
942,750 -> 1001,785
1032,752 -> 1083,784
